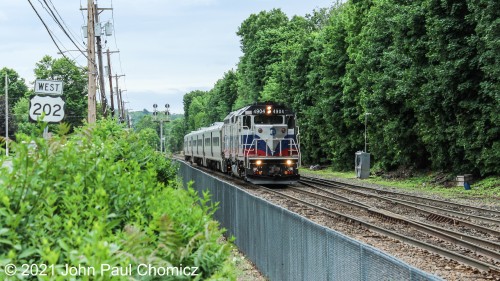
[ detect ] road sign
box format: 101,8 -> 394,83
34,79 -> 63,96
29,95 -> 65,123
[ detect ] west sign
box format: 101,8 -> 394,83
34,79 -> 63,96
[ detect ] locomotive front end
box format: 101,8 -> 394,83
241,103 -> 301,185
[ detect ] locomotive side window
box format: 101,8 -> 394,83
243,116 -> 251,128
286,115 -> 295,129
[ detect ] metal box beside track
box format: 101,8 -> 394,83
355,151 -> 370,179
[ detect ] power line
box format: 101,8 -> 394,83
27,0 -> 70,61
37,0 -> 89,61
110,0 -> 127,92
46,0 -> 87,50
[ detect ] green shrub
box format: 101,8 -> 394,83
0,120 -> 235,280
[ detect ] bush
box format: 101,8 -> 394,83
0,120 -> 235,280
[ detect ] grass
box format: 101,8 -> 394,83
301,168 -> 500,203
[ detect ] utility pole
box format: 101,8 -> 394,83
116,86 -> 121,121
86,0 -> 97,123
113,74 -> 125,121
364,112 -> 372,152
94,3 -> 107,117
120,90 -> 127,120
4,74 -> 8,156
106,49 -> 115,117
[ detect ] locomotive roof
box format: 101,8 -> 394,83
223,103 -> 293,120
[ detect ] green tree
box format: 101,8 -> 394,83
0,68 -> 29,139
34,56 -> 87,129
12,97 -> 38,136
133,115 -> 158,133
206,70 -> 238,122
188,94 -> 210,131
183,90 -> 209,132
465,0 -> 500,175
165,118 -> 186,153
236,9 -> 289,103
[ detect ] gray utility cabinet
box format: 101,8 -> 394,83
355,151 -> 370,179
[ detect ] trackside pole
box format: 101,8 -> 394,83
4,75 -> 8,156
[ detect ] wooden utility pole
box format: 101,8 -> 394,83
116,87 -> 121,121
113,74 -> 125,122
4,75 -> 8,156
86,0 -> 97,123
120,90 -> 127,120
94,3 -> 107,117
106,49 -> 115,117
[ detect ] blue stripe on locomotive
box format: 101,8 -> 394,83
241,134 -> 297,156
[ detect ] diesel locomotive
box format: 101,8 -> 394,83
184,102 -> 301,184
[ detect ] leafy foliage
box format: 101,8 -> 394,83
33,56 -> 87,129
181,1 -> 499,176
0,120 -> 235,280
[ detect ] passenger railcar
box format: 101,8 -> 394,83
184,102 -> 301,185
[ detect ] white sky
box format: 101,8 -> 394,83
0,0 -> 334,114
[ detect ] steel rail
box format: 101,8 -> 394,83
258,185 -> 500,274
288,186 -> 500,262
300,178 -> 500,237
301,176 -> 500,217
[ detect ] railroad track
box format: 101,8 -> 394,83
174,160 -> 500,276
300,177 -> 500,236
258,184 -> 500,275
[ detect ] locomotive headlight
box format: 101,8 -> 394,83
258,128 -> 263,133
266,105 -> 272,114
255,160 -> 262,166
286,160 -> 293,166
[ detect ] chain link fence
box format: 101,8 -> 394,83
178,162 -> 441,281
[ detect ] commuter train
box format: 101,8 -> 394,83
184,102 -> 301,185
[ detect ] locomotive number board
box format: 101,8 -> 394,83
252,108 -> 287,115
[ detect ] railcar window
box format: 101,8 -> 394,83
212,137 -> 220,146
205,138 -> 211,145
197,139 -> 202,146
254,115 -> 284,124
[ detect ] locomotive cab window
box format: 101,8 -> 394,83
286,115 -> 295,129
254,115 -> 284,125
243,116 -> 251,128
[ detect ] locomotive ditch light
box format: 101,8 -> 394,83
286,160 -> 293,166
255,160 -> 262,166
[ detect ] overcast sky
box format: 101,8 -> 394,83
0,0 -> 334,114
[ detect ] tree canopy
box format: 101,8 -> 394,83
181,0 -> 499,176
